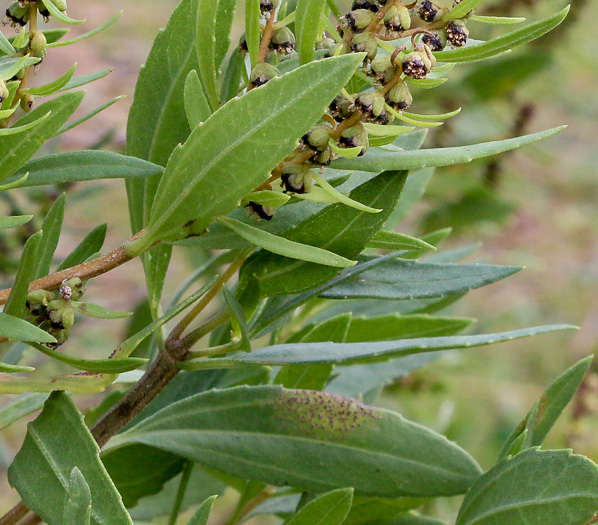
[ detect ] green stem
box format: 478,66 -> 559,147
168,461 -> 194,525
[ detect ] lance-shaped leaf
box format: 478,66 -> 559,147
470,15 -> 527,25
0,215 -> 32,230
8,392 -> 132,524
62,468 -> 92,525
6,151 -> 163,188
332,126 -> 564,172
71,301 -> 133,319
296,0 -> 328,64
196,0 -> 220,110
59,69 -> 113,91
40,0 -> 85,24
344,495 -> 425,525
0,30 -> 15,54
215,0 -> 238,71
105,385 -> 482,497
435,7 -> 569,63
33,193 -> 65,279
286,488 -> 353,525
184,325 -> 575,369
189,495 -> 218,525
0,55 -> 40,81
245,0 -> 261,67
367,231 -> 435,252
128,53 -> 364,254
0,91 -> 84,183
21,63 -> 77,97
184,70 -> 211,129
56,223 -> 107,271
0,312 -> 56,344
0,363 -> 34,373
48,11 -> 122,48
0,373 -> 111,395
0,393 -> 47,430
497,355 -> 593,460
320,257 -> 520,300
443,0 -> 483,21
456,448 -> 598,525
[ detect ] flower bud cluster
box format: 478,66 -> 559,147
25,278 -> 84,347
242,0 -> 473,220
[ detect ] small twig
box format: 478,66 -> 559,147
257,16 -> 276,63
168,461 -> 194,525
0,503 -> 29,525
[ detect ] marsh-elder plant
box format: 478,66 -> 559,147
0,0 -> 596,524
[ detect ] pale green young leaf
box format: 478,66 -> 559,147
367,231 -> 436,252
443,0 -> 482,21
245,0 -> 261,67
8,392 -> 132,524
0,393 -> 47,431
285,488 -> 353,525
131,54 -> 364,253
0,111 -> 52,136
332,126 -> 565,172
0,55 -> 40,81
220,48 -> 246,102
106,385 -> 482,497
363,123 -> 415,137
0,30 -> 15,54
435,7 -> 569,63
4,231 -> 42,319
470,15 -> 526,25
33,193 -> 65,279
328,139 -> 363,158
0,172 -> 28,191
58,68 -> 113,92
312,171 -> 382,213
386,106 -> 443,128
47,11 -> 121,47
295,0 -> 327,64
0,215 -> 32,230
21,63 -> 77,96
56,224 -> 107,271
215,0 -> 238,70
62,468 -> 92,525
405,77 -> 447,89
196,0 -> 220,110
7,151 -> 162,188
241,190 -> 290,207
0,372 -> 112,395
223,288 -> 251,353
71,301 -> 133,320
344,496 -> 425,525
0,91 -> 84,183
39,0 -> 85,24
185,325 -> 576,369
0,362 -> 34,373
12,28 -> 30,49
402,108 -> 461,121
497,355 -> 593,460
188,495 -> 218,525
0,107 -> 16,119
184,70 -> 211,129
456,448 -> 598,525
58,96 -> 125,135
218,217 -> 356,268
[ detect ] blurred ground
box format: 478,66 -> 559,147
1,0 -> 597,522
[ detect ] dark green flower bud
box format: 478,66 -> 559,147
446,19 -> 469,48
20,94 -> 35,112
352,0 -> 380,12
30,31 -> 47,60
346,9 -> 376,31
422,30 -> 447,51
384,5 -> 411,32
0,79 -> 8,105
47,327 -> 69,348
340,123 -> 369,156
239,33 -> 249,53
354,92 -> 387,124
302,123 -> 332,152
46,299 -> 75,330
281,165 -> 313,194
5,2 -> 30,27
386,79 -> 412,110
370,55 -> 396,83
417,0 -> 447,22
317,36 -> 336,51
271,26 -> 296,54
60,277 -> 85,301
401,49 -> 432,79
328,96 -> 354,123
26,289 -> 55,316
351,32 -> 378,60
249,63 -> 280,88
260,0 -> 279,16
248,202 -> 276,220
311,148 -> 336,167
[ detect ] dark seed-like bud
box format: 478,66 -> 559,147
46,299 -> 75,330
260,0 -> 279,15
0,79 -> 8,105
401,51 -> 428,79
311,148 -> 336,167
328,96 -> 354,122
249,63 -> 280,88
422,30 -> 447,51
271,26 -> 296,54
239,33 -> 249,52
281,166 -> 313,194
354,92 -> 387,123
352,0 -> 380,12
351,32 -> 378,60
386,79 -> 413,110
446,20 -> 469,48
5,2 -> 30,27
418,0 -> 445,22
26,289 -> 55,316
346,9 -> 376,31
302,123 -> 333,152
340,123 -> 369,156
46,327 -> 69,348
384,5 -> 411,32
248,202 -> 276,220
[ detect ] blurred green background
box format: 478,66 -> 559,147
1,0 -> 597,522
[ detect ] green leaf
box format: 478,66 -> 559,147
238,171 -> 407,298
215,0 -> 238,70
332,126 -> 565,172
456,448 -> 598,525
245,0 -> 261,67
320,258 -> 521,300
285,488 -> 353,525
6,151 -> 162,188
196,0 -> 221,110
56,224 -> 107,271
40,0 -> 85,24
4,231 -> 42,319
498,356 -> 593,460
443,0 -> 482,21
218,216 -> 356,268
47,11 -> 121,47
0,362 -> 34,373
220,48 -> 245,102
241,190 -> 290,207
0,29 -> 15,54
223,288 -> 251,353
312,171 -> 382,213
186,325 -> 576,368
21,63 -> 77,96
434,7 -> 570,63
295,0 -> 328,64
57,96 -> 125,134
275,313 -> 351,390
0,55 -> 40,81
344,495 -> 425,525
8,392 -> 132,524
106,385 -> 482,497
62,468 -> 92,525
58,68 -> 113,92
470,15 -> 526,25
30,343 -> 148,374
33,193 -> 65,279
0,393 -> 47,431
188,495 -> 218,525
184,70 -> 211,129
0,215 -> 32,229
0,91 -> 84,183
0,372 -> 112,395
131,53 -> 364,253
367,231 -> 436,252
0,111 -> 52,136
71,301 -> 133,320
